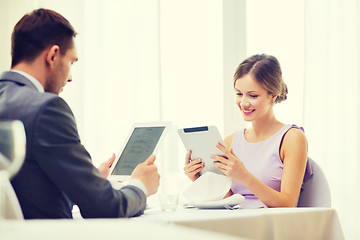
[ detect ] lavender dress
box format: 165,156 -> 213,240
230,124 -> 312,208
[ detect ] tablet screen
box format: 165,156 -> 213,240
111,126 -> 165,175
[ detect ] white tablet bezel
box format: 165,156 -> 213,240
178,125 -> 226,176
108,121 -> 170,182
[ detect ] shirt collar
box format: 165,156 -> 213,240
11,70 -> 45,93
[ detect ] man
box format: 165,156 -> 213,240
0,8 -> 160,219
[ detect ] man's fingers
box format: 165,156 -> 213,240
144,154 -> 156,165
107,153 -> 116,165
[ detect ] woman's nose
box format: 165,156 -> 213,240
241,100 -> 250,108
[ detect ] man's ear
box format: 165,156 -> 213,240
45,45 -> 60,68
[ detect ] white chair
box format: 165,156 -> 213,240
0,120 -> 26,219
297,157 -> 331,207
0,167 -> 24,219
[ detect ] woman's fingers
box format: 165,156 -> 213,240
184,159 -> 204,176
185,164 -> 204,175
185,150 -> 192,165
216,143 -> 232,157
211,154 -> 229,165
184,151 -> 204,181
184,158 -> 203,170
213,161 -> 229,174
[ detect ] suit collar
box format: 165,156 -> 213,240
0,71 -> 39,91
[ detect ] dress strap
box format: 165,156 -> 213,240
289,124 -> 313,183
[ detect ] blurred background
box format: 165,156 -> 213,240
0,0 -> 359,238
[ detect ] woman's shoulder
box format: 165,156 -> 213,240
224,134 -> 234,148
282,126 -> 307,148
286,125 -> 306,138
280,125 -> 308,164
224,129 -> 245,148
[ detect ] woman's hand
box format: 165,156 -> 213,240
212,144 -> 250,184
183,150 -> 204,182
97,153 -> 116,178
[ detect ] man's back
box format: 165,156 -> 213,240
0,71 -> 147,218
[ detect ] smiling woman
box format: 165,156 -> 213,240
184,53 -> 310,208
233,54 -> 287,123
235,74 -> 274,122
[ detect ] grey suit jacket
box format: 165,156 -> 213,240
0,71 -> 146,219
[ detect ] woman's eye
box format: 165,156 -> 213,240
236,93 -> 243,96
250,95 -> 258,98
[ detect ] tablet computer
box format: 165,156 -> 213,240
178,126 -> 225,176
108,122 -> 170,182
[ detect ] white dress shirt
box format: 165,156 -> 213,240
11,70 -> 44,92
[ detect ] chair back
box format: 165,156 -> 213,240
0,120 -> 26,178
0,120 -> 25,219
297,157 -> 331,207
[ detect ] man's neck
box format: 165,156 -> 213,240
11,69 -> 44,93
11,61 -> 46,88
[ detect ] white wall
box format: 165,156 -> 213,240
157,0 -> 247,195
304,1 -> 360,238
246,0 -> 305,127
0,0 -> 247,191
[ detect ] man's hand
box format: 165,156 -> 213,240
131,155 -> 160,197
97,153 -> 115,178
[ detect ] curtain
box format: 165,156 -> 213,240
0,0 -> 162,165
67,0 -> 162,165
304,1 -> 360,239
0,0 -> 237,193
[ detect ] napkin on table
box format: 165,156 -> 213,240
182,172 -> 244,207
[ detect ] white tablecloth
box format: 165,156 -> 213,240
0,218 -> 246,240
0,207 -> 344,240
136,207 -> 345,240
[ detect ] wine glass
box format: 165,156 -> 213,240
0,120 -> 26,220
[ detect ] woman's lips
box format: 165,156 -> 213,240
242,108 -> 255,115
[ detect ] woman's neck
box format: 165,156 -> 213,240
247,112 -> 283,141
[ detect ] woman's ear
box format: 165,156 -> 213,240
45,45 -> 60,68
269,94 -> 277,105
272,94 -> 277,102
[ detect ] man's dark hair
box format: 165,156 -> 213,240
11,8 -> 77,67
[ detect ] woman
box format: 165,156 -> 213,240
184,54 -> 311,208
